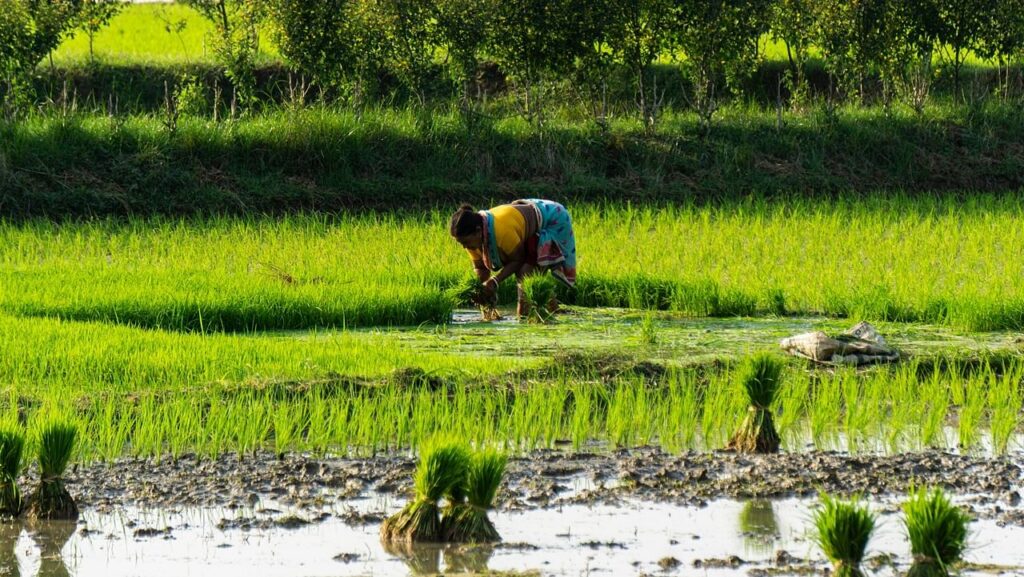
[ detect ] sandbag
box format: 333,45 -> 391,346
780,322 -> 899,366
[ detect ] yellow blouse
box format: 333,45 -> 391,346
466,204 -> 527,264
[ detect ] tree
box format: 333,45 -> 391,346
376,0 -> 435,105
670,0 -> 773,130
878,0 -> 940,113
181,0 -> 266,112
770,0 -> 815,107
604,0 -> 674,132
0,0 -> 83,116
812,0 -> 888,105
976,0 -> 1024,99
431,0 -> 496,102
267,0 -> 354,92
934,0 -> 998,99
488,0 -> 596,125
75,0 -> 122,62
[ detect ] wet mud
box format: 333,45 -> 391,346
62,447 -> 1023,525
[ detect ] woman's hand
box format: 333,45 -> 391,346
481,277 -> 498,301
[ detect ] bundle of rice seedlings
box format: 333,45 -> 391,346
0,429 -> 25,519
446,276 -> 500,321
521,275 -> 558,323
726,353 -> 783,453
380,441 -> 470,543
25,423 -> 78,521
812,493 -> 876,577
903,487 -> 970,577
442,449 -> 507,543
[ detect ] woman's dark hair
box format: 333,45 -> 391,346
449,203 -> 483,237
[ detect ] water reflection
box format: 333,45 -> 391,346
381,540 -> 495,575
442,543 -> 494,573
0,521 -> 21,577
29,521 -> 75,577
738,499 -> 779,556
380,540 -> 441,575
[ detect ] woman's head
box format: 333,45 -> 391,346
450,203 -> 483,248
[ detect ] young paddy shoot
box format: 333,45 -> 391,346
26,422 -> 79,521
0,429 -> 25,519
727,353 -> 783,453
813,493 -> 877,577
903,487 -> 971,577
443,449 -> 507,543
521,275 -> 559,323
381,440 -> 470,543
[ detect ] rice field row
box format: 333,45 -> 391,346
3,197 -> 1024,331
4,355 -> 1018,462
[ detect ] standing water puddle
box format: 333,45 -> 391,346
5,491 -> 1023,576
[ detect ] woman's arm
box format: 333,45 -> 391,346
472,259 -> 489,283
481,260 -> 524,298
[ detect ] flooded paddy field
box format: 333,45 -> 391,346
3,207 -> 1024,574
8,447 -> 1024,576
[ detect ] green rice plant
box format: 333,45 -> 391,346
445,275 -> 500,321
903,487 -> 970,577
380,440 -> 471,543
773,370 -> 809,451
812,493 -> 877,577
442,449 -> 507,543
521,275 -> 558,323
955,376 -> 986,451
920,370 -> 951,450
25,422 -> 79,521
638,312 -> 658,345
0,428 -> 25,518
727,353 -> 783,453
987,362 -> 1023,455
840,370 -> 872,453
809,376 -> 843,450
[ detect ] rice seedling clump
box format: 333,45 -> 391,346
442,449 -> 507,543
903,487 -> 970,577
447,276 -> 501,321
381,440 -> 470,543
522,275 -> 558,323
0,429 -> 25,519
726,353 -> 783,453
812,493 -> 876,577
26,423 -> 79,521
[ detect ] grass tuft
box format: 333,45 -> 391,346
727,353 -> 783,453
26,422 -> 79,521
381,439 -> 471,543
903,487 -> 970,577
813,493 -> 876,577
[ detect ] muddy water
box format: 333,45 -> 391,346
5,492 -> 1024,576
416,308 -> 1024,364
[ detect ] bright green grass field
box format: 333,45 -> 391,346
3,198 -> 1024,331
53,3 -> 277,65
3,200 -> 1024,460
